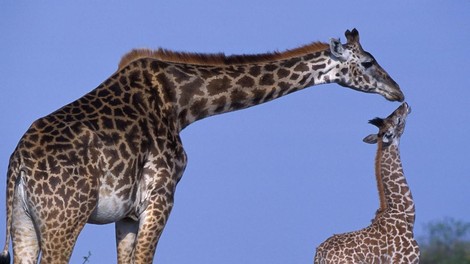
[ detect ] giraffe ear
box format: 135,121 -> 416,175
363,134 -> 378,144
329,38 -> 347,60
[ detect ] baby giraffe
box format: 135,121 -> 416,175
314,102 -> 419,263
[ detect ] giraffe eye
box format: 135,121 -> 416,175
382,132 -> 393,144
361,61 -> 373,69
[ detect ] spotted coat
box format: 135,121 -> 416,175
314,103 -> 419,264
1,29 -> 403,264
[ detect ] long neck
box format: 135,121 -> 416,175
153,47 -> 339,130
380,142 -> 415,227
375,140 -> 388,214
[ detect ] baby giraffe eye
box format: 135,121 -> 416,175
382,131 -> 394,144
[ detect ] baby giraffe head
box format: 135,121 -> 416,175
363,102 -> 411,146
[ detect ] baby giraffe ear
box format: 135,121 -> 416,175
329,38 -> 347,60
363,134 -> 378,144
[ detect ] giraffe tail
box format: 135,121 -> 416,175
0,153 -> 19,264
0,252 -> 10,264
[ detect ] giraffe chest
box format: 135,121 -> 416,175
88,196 -> 133,224
88,141 -> 187,224
88,172 -> 139,224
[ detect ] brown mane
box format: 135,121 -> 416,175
118,42 -> 329,70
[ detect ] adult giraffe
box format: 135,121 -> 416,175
1,29 -> 403,263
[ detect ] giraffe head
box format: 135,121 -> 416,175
363,102 -> 410,146
329,29 -> 404,102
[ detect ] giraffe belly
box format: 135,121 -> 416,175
88,190 -> 135,224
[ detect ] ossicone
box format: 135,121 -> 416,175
368,117 -> 384,128
345,28 -> 360,44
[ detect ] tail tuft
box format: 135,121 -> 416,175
0,251 -> 10,264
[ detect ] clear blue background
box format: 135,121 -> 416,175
1,1 -> 469,263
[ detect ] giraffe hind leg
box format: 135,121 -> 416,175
11,178 -> 40,264
30,173 -> 98,263
35,189 -> 98,263
33,191 -> 95,264
37,224 -> 84,264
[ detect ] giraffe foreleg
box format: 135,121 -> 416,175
133,192 -> 174,264
115,218 -> 139,264
131,162 -> 178,264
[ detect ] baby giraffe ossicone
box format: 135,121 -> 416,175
314,102 -> 419,263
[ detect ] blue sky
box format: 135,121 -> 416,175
1,1 -> 469,263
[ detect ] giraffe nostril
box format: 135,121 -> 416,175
396,93 -> 405,102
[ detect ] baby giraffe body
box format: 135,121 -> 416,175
314,103 -> 419,263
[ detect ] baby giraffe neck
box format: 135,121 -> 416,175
380,142 -> 416,227
375,139 -> 388,214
